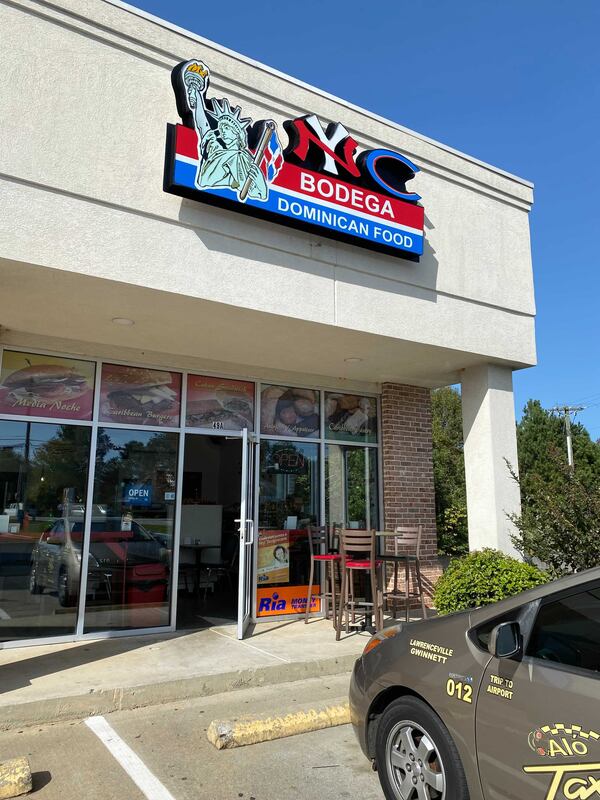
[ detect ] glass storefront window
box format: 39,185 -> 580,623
0,345 -> 382,641
83,428 -> 178,633
325,445 -> 378,530
324,392 -> 378,443
260,385 -> 320,438
0,420 -> 91,641
257,441 -> 319,617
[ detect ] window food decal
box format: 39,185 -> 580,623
165,59 -> 425,258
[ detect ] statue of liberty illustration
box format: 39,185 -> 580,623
181,60 -> 282,202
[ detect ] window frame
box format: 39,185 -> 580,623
523,580 -> 600,679
469,600 -> 539,655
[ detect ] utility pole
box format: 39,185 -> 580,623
550,405 -> 585,469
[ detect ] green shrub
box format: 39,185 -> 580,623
437,503 -> 469,558
433,548 -> 548,615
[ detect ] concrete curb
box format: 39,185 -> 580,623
207,700 -> 350,749
0,653 -> 357,732
0,757 -> 32,799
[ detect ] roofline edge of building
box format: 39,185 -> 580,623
100,0 -> 534,192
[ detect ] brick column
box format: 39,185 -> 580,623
381,383 -> 442,606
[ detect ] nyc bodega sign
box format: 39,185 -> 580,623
165,59 -> 425,258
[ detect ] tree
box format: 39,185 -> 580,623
509,454 -> 600,577
27,425 -> 91,514
511,400 -> 600,576
517,400 -> 600,497
431,387 -> 468,556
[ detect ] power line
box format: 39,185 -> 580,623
565,390 -> 600,405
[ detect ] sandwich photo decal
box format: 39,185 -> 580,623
0,351 -> 95,420
186,374 -> 255,431
99,364 -> 182,428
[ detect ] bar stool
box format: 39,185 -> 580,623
336,529 -> 383,640
305,526 -> 341,626
378,525 -> 427,622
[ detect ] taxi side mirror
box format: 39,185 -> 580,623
488,621 -> 521,659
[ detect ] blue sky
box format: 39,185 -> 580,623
127,0 -> 600,437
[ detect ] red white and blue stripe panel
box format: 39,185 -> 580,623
170,124 -> 424,256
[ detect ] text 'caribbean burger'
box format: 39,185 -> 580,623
101,366 -> 179,422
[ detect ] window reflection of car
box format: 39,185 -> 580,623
147,531 -> 170,549
68,504 -> 107,516
29,517 -> 169,607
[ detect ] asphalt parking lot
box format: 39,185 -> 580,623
0,675 -> 383,800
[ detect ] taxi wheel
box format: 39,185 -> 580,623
375,696 -> 469,800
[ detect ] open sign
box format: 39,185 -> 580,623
123,483 -> 153,507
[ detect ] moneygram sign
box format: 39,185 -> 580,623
165,59 -> 425,258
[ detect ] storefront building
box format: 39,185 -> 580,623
0,0 -> 536,646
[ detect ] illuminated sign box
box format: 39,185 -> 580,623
164,60 -> 424,259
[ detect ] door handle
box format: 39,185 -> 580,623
245,519 -> 254,545
235,519 -> 254,543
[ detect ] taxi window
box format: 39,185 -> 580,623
527,586 -> 600,675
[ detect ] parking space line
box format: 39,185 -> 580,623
0,608 -> 10,620
85,715 -> 176,800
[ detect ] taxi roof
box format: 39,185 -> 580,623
468,565 -> 600,626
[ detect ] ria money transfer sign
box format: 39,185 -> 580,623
165,60 -> 425,258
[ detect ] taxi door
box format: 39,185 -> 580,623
475,580 -> 600,800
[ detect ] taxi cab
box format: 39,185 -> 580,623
350,567 -> 600,800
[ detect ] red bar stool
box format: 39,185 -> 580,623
305,525 -> 341,626
336,529 -> 383,641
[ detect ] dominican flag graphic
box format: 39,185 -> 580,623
258,128 -> 284,182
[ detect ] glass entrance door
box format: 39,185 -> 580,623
175,429 -> 254,637
237,428 -> 255,639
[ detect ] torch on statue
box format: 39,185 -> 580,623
182,60 -> 276,202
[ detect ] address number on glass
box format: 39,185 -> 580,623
446,677 -> 472,704
212,421 -> 224,430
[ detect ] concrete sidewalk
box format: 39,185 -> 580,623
0,619 -> 371,730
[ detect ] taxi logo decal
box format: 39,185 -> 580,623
523,763 -> 600,800
529,724 -> 600,758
